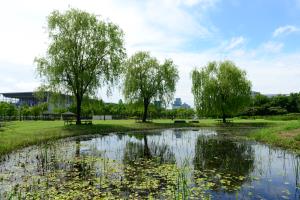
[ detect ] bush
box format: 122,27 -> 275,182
267,106 -> 287,115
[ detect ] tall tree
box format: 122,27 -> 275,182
36,9 -> 126,124
192,60 -> 251,123
123,51 -> 179,122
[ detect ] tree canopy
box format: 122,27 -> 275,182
242,92 -> 300,116
36,8 -> 126,124
123,51 -> 179,122
192,60 -> 251,123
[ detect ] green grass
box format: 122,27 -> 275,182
244,113 -> 300,121
248,120 -> 300,153
0,118 -> 299,156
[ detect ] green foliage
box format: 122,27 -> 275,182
0,102 -> 17,118
253,93 -> 270,106
192,60 -> 251,122
243,92 -> 300,116
123,51 -> 179,122
161,108 -> 195,120
20,105 -> 31,117
35,8 -> 126,124
29,103 -> 47,117
174,108 -> 195,119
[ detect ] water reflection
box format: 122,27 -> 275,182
194,137 -> 254,174
0,128 -> 299,199
193,135 -> 254,193
123,134 -> 176,164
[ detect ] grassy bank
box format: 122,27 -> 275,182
0,118 -> 299,156
248,120 -> 300,153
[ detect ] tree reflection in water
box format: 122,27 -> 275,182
121,134 -> 177,197
123,134 -> 176,164
193,135 -> 254,192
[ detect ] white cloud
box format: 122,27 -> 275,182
261,41 -> 284,53
0,0 -> 218,61
273,25 -> 300,37
0,0 -> 219,104
0,0 -> 300,108
224,36 -> 246,51
180,0 -> 219,7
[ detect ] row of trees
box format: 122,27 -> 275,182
36,9 -> 179,124
72,98 -> 195,120
37,8 -> 296,124
243,93 -> 300,116
0,102 -> 48,120
0,100 -> 195,121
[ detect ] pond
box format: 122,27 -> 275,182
0,128 -> 299,199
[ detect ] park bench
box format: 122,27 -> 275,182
81,119 -> 93,125
64,119 -> 93,125
215,119 -> 233,123
189,120 -> 199,123
64,119 -> 75,125
174,120 -> 186,123
62,111 -> 76,125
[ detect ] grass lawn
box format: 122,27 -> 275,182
0,118 -> 300,156
248,119 -> 300,153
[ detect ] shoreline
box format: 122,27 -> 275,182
0,119 -> 299,157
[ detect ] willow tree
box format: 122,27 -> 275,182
36,9 -> 126,124
192,61 -> 251,123
124,51 -> 179,122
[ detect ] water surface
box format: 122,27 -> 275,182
0,128 -> 299,199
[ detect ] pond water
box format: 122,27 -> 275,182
0,128 -> 299,199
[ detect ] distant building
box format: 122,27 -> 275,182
0,92 -> 73,112
154,100 -> 162,108
172,98 -> 182,109
181,103 -> 191,109
172,98 -> 191,109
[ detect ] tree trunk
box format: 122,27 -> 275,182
222,113 -> 226,123
142,99 -> 149,122
76,95 -> 82,125
221,103 -> 226,123
75,139 -> 80,157
143,135 -> 151,159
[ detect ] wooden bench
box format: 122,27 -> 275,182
189,120 -> 199,123
81,120 -> 92,125
174,120 -> 186,123
64,119 -> 92,125
64,119 -> 75,125
215,119 -> 233,123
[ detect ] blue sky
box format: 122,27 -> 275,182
0,0 -> 300,106
184,0 -> 300,51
